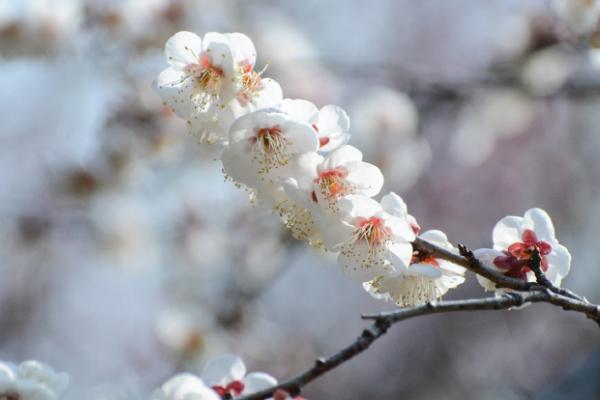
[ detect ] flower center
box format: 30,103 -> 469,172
494,229 -> 552,278
354,216 -> 392,247
236,61 -> 265,106
315,167 -> 351,200
185,52 -> 224,95
212,380 -> 245,397
250,125 -> 292,173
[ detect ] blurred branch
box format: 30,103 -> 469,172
237,238 -> 600,400
319,55 -> 600,102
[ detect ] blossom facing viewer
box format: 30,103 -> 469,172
321,193 -> 415,282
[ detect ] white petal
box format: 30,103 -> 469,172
165,31 -> 203,69
319,217 -> 354,251
380,192 -> 408,218
281,98 -> 319,123
156,373 -> 220,400
345,162 -> 384,197
281,120 -> 320,155
226,32 -> 256,67
476,274 -> 498,292
221,147 -> 258,188
545,243 -> 571,285
473,248 -> 504,292
322,145 -> 362,169
419,229 -> 453,251
473,248 -> 504,271
366,275 -> 440,307
523,207 -> 556,242
251,78 -> 283,109
388,241 -> 413,271
385,214 -> 416,242
338,241 -> 393,281
320,132 -> 350,153
407,263 -> 443,278
338,194 -> 382,218
289,151 -> 322,189
201,354 -> 246,387
316,105 -> 350,134
202,32 -> 235,73
155,68 -> 195,118
492,215 -> 523,250
242,372 -> 277,395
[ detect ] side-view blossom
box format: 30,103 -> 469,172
0,360 -> 70,400
281,99 -> 351,152
156,31 -> 236,119
152,373 -> 220,400
321,194 -> 415,281
364,229 -> 466,307
475,208 -> 572,293
221,110 -> 318,191
200,354 -> 277,398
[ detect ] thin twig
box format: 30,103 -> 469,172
528,248 -> 585,301
237,291 -> 600,400
412,238 -> 584,301
412,238 -> 544,292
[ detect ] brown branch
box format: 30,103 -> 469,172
237,291 -> 600,400
412,237 -> 584,301
527,248 -> 585,302
412,238 -> 545,292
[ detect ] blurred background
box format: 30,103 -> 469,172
1,0 -> 600,399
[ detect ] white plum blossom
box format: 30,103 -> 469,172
365,229 -> 466,307
277,145 -> 383,246
152,373 -> 220,400
0,360 -> 69,400
475,208 -> 572,292
221,110 -> 318,191
200,354 -> 277,398
282,145 -> 384,213
155,30 -> 283,144
281,99 -> 350,152
191,34 -> 284,145
156,31 -> 236,119
321,194 -> 415,281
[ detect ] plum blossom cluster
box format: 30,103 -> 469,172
153,354 -> 303,400
154,31 -> 572,307
0,360 -> 69,400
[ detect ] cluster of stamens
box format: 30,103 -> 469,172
354,216 -> 392,247
313,167 -> 353,207
236,62 -> 265,106
250,125 -> 292,174
184,52 -> 224,96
